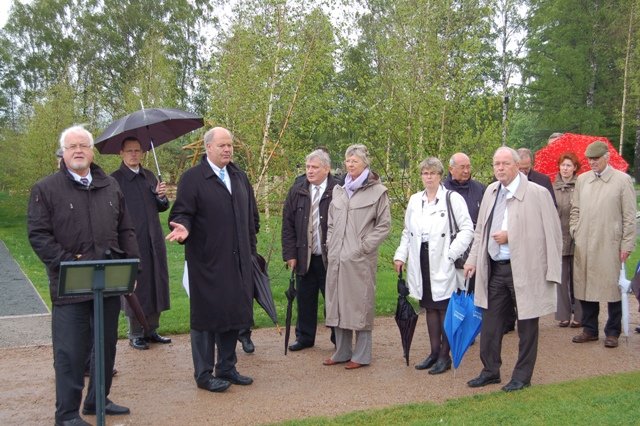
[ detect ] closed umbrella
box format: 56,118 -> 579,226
618,263 -> 631,339
444,279 -> 482,370
252,254 -> 279,331
394,272 -> 419,366
284,270 -> 297,355
95,108 -> 204,181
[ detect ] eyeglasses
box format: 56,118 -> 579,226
63,143 -> 92,151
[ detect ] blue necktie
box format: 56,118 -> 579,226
80,177 -> 89,186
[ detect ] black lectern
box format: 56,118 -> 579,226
59,259 -> 138,426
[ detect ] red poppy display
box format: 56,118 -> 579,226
534,133 -> 629,182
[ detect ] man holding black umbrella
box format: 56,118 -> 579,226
282,149 -> 339,351
111,137 -> 171,350
166,127 -> 258,393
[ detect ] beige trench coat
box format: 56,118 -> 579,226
325,174 -> 391,331
569,167 -> 636,302
467,175 -> 562,320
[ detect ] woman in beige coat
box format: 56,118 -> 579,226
553,152 -> 582,328
324,144 -> 391,369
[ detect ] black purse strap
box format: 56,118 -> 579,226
445,190 -> 460,237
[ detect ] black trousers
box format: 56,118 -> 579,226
52,296 -> 120,422
295,255 -> 328,345
479,261 -> 539,383
579,300 -> 622,337
190,329 -> 239,385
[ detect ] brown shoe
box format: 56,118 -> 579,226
345,361 -> 368,370
570,321 -> 582,328
604,336 -> 619,348
323,358 -> 348,366
572,332 -> 598,343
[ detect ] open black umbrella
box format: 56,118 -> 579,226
284,270 -> 297,355
94,108 -> 204,181
395,271 -> 419,366
252,254 -> 280,332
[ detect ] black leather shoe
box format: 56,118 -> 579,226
216,370 -> 254,385
146,332 -> 172,344
238,336 -> 255,353
501,379 -> 531,392
415,354 -> 437,370
288,341 -> 313,351
428,358 -> 452,375
467,374 -> 501,388
129,337 -> 149,350
635,325 -> 640,334
83,400 -> 130,415
55,417 -> 91,426
197,377 -> 231,393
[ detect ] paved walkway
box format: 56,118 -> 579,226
0,241 -> 51,348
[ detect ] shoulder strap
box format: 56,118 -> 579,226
445,190 -> 459,236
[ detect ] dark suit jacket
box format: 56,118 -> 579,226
527,169 -> 556,206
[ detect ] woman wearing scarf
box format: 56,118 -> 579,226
393,157 -> 473,374
323,144 -> 391,369
553,152 -> 582,328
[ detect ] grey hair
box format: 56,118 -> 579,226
203,127 -> 233,149
344,144 -> 370,167
419,157 -> 444,175
495,146 -> 521,163
306,149 -> 331,168
516,147 -> 532,161
59,125 -> 93,149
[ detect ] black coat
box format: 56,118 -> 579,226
528,169 -> 557,206
443,174 -> 486,226
169,157 -> 258,332
281,174 -> 339,275
28,162 -> 139,305
111,163 -> 170,316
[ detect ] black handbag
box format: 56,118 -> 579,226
445,190 -> 471,269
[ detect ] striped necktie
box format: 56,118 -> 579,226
488,187 -> 507,259
80,177 -> 89,186
311,186 -> 321,254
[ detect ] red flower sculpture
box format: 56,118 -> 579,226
534,133 -> 629,182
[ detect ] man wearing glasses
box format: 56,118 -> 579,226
570,140 -> 636,349
28,125 -> 138,425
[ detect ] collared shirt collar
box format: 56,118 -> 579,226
503,173 -> 521,198
127,165 -> 140,174
206,157 -> 226,176
68,169 -> 92,185
309,178 -> 328,194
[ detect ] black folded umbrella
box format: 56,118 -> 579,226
284,270 -> 297,355
252,254 -> 279,331
394,271 -> 419,366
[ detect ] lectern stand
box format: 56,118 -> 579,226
59,259 -> 138,426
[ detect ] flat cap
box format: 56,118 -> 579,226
585,141 -> 608,158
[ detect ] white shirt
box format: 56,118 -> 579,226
207,158 -> 231,193
494,173 -> 521,260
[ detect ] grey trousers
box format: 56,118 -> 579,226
555,256 -> 582,322
332,327 -> 372,365
127,312 -> 160,339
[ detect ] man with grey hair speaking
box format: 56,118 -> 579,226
282,149 -> 339,351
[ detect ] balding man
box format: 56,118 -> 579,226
464,147 -> 561,392
570,141 -> 636,348
29,125 -> 138,425
443,152 -> 486,226
167,127 -> 259,392
516,148 -> 556,206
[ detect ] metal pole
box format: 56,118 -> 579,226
93,266 -> 106,426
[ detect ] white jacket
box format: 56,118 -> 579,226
394,185 -> 473,301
